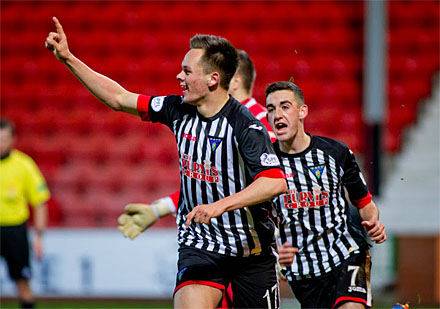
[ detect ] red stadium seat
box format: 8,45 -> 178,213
59,190 -> 97,227
2,0 -> 439,228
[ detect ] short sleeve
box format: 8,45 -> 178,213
137,94 -> 184,129
25,159 -> 50,207
237,119 -> 282,180
342,148 -> 370,205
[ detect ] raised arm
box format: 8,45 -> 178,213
45,17 -> 139,115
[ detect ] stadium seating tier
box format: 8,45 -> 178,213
1,0 -> 438,227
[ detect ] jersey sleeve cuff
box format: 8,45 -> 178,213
254,168 -> 285,180
163,196 -> 177,214
168,190 -> 180,212
137,94 -> 151,121
352,191 -> 373,208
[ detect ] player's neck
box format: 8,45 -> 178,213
230,89 -> 250,103
197,91 -> 230,118
280,131 -> 310,154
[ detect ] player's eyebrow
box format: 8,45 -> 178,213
280,100 -> 293,105
267,100 -> 292,108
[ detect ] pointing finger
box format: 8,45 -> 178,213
53,16 -> 65,36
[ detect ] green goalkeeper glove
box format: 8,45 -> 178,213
118,198 -> 174,240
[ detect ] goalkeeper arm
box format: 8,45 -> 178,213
118,196 -> 176,240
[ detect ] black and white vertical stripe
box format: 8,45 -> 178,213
173,112 -> 261,257
276,137 -> 363,279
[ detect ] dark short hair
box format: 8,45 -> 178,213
0,118 -> 15,135
236,49 -> 256,95
265,81 -> 305,105
190,34 -> 239,90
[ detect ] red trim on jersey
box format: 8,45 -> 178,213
137,94 -> 151,121
174,280 -> 225,296
333,296 -> 368,308
352,191 -> 373,209
254,168 -> 285,180
169,190 -> 180,211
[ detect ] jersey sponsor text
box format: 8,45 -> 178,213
181,155 -> 219,183
282,186 -> 329,209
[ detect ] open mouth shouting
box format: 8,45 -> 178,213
275,121 -> 288,134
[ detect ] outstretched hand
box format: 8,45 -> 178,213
185,203 -> 224,228
362,220 -> 386,244
45,17 -> 70,62
118,203 -> 158,240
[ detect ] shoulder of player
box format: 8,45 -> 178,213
9,150 -> 39,170
313,135 -> 347,147
161,95 -> 184,107
226,103 -> 268,141
312,135 -> 351,159
161,95 -> 196,114
228,98 -> 257,122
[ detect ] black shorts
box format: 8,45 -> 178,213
175,246 -> 280,308
288,250 -> 372,308
0,222 -> 32,280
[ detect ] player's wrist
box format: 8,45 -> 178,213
151,197 -> 174,218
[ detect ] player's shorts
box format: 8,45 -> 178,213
175,246 -> 280,308
0,222 -> 32,280
288,250 -> 372,308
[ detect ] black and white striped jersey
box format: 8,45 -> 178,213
274,135 -> 371,279
137,94 -> 284,257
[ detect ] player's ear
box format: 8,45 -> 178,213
207,72 -> 220,87
299,104 -> 308,120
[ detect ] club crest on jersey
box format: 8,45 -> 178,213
208,136 -> 223,151
309,165 -> 325,179
151,96 -> 165,112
